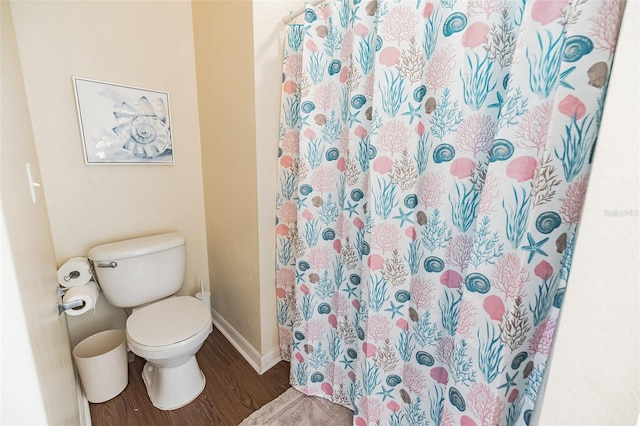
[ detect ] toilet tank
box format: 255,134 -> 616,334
88,232 -> 186,308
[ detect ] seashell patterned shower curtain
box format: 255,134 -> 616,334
275,0 -> 624,424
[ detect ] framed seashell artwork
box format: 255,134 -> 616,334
73,77 -> 173,164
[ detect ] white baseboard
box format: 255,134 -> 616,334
211,309 -> 282,375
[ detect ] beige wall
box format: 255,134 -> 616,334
1,2 -> 79,423
10,0 -> 209,316
192,0 -> 262,350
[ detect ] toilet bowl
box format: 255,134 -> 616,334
126,296 -> 212,410
88,232 -> 213,410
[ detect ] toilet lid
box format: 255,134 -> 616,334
127,296 -> 211,347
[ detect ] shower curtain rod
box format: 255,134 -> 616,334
281,0 -> 325,25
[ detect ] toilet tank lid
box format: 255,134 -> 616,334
88,232 -> 185,261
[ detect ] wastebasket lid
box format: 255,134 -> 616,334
127,296 -> 211,347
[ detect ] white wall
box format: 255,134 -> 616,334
537,1 -> 640,424
10,0 -> 210,343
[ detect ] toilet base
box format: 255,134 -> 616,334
141,355 -> 205,410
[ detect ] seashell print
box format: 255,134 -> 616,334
314,114 -> 327,125
523,361 -> 534,378
312,196 -> 324,207
366,0 -> 377,16
362,241 -> 370,255
386,374 -> 402,387
298,261 -> 310,271
368,144 -> 377,159
489,139 -> 514,162
400,389 -> 411,404
414,85 -> 427,102
328,59 -> 342,75
450,157 -> 476,179
310,372 -> 324,382
404,194 -> 418,209
304,8 -> 317,22
534,260 -> 554,280
449,387 -> 466,411
379,46 -> 401,67
556,232 -> 567,253
350,274 -> 361,285
373,156 -> 393,174
443,12 -> 467,37
483,295 -> 505,320
375,35 -> 383,52
351,188 -> 364,201
395,290 -> 411,303
351,94 -> 367,109
317,302 -> 331,314
321,382 -> 333,395
425,97 -> 437,114
294,331 -> 305,341
301,101 -> 316,113
424,256 -> 445,272
536,211 -> 562,234
508,389 -> 520,403
416,210 -> 427,225
415,351 -> 435,366
315,25 -> 328,38
531,0 -> 569,26
304,344 -> 314,354
408,307 -> 419,322
558,94 -> 586,119
563,35 -> 594,62
112,109 -> 171,158
309,273 -> 320,283
588,61 -> 609,88
325,147 -> 340,161
366,106 -> 373,121
506,156 -> 537,182
512,351 -> 528,369
300,184 -> 313,195
433,144 -> 456,163
465,272 -> 491,294
462,21 -> 490,49
524,410 -> 533,425
322,228 -> 335,240
357,326 -> 365,340
440,270 -> 463,289
431,367 -> 449,384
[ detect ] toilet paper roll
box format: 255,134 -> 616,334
57,257 -> 92,288
62,281 -> 100,316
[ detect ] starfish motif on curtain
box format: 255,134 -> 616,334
497,371 -> 519,396
401,103 -> 422,124
521,232 -> 549,263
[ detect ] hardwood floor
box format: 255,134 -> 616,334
89,328 -> 291,425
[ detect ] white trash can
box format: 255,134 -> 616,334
73,329 -> 128,403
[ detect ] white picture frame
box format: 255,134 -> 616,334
73,77 -> 174,165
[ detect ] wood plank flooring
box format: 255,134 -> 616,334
89,328 -> 291,425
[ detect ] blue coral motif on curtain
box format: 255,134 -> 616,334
275,0 -> 623,424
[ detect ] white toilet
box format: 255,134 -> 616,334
88,232 -> 212,410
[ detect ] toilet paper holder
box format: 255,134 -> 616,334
57,299 -> 86,316
55,283 -> 101,316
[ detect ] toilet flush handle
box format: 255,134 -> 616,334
97,261 -> 118,268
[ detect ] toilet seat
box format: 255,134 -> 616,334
127,296 -> 211,351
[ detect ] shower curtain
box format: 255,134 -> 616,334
276,0 -> 623,424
